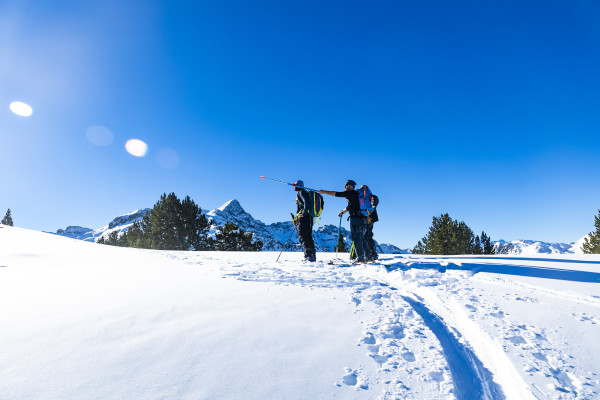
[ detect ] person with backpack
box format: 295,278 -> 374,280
294,180 -> 317,262
319,180 -> 368,263
359,185 -> 379,261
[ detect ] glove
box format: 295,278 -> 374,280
366,216 -> 373,224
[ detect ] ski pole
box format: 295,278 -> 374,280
276,213 -> 299,262
260,176 -> 319,192
335,214 -> 342,261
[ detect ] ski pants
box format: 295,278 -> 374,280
350,216 -> 367,262
365,221 -> 378,260
298,215 -> 316,260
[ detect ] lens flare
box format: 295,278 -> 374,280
9,101 -> 33,117
156,148 -> 180,169
86,125 -> 114,147
125,139 -> 148,157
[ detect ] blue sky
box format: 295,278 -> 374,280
2,0 -> 600,248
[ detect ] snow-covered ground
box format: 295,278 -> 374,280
1,225 -> 599,399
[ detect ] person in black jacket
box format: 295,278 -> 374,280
319,180 -> 368,263
360,185 -> 379,261
294,180 -> 316,262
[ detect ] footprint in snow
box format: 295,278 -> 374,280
342,370 -> 358,386
465,304 -> 477,312
381,324 -> 405,340
506,335 -> 527,346
342,368 -> 368,389
429,370 -> 446,383
401,351 -> 416,362
514,295 -> 538,303
371,353 -> 392,364
362,332 -> 376,345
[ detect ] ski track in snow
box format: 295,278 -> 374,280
164,252 -> 600,399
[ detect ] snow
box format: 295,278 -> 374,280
494,237 -> 589,255
1,225 -> 600,399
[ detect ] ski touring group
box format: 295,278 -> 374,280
261,177 -> 379,264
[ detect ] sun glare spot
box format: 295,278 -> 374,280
125,139 -> 148,157
9,101 -> 33,117
86,125 -> 114,147
156,148 -> 180,169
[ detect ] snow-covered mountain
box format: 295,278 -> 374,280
494,237 -> 587,255
55,208 -> 151,243
206,199 -> 407,253
54,200 -> 407,253
54,201 -> 590,255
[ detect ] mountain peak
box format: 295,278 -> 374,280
216,199 -> 244,213
108,209 -> 150,229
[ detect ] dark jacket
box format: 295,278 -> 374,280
370,194 -> 379,222
335,190 -> 361,218
296,189 -> 311,217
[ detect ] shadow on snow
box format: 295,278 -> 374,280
386,261 -> 600,284
432,256 -> 600,266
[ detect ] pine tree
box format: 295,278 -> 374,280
147,193 -> 187,250
451,221 -> 475,255
1,209 -> 13,226
481,232 -> 495,255
412,240 -> 426,255
413,214 -> 495,255
125,221 -> 145,248
180,196 -> 212,250
472,235 -> 483,255
123,193 -> 212,251
101,231 -> 129,247
412,213 -> 454,254
582,210 -> 600,254
214,222 -> 263,251
334,233 -> 348,252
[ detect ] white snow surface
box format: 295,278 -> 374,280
1,225 -> 600,399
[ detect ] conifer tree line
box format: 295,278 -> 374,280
1,209 -> 13,226
97,193 -> 263,251
582,209 -> 600,254
334,233 -> 348,252
412,213 -> 495,255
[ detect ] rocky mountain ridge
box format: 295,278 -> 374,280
53,200 -> 408,253
54,199 -> 587,254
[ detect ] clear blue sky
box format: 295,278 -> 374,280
2,0 -> 600,248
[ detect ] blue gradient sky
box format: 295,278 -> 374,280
2,0 -> 600,248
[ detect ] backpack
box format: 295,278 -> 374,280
357,186 -> 375,217
298,191 -> 325,218
308,191 -> 325,218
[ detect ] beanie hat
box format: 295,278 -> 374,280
294,180 -> 304,187
345,180 -> 357,188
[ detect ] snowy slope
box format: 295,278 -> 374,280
2,225 -> 600,399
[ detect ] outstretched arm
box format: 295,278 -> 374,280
318,190 -> 346,216
318,190 -> 336,197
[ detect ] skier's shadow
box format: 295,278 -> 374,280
388,261 -> 600,284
